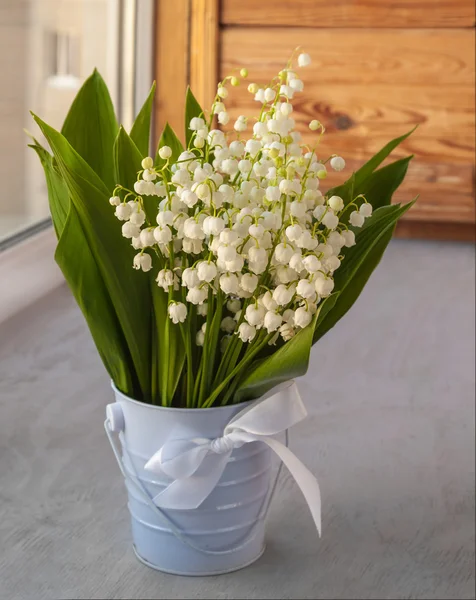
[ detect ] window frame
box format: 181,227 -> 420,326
0,0 -> 156,322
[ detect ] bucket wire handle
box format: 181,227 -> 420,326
104,418 -> 285,556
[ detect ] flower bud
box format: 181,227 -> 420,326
298,53 -> 311,67
141,157 -> 154,169
158,146 -> 172,159
330,156 -> 345,171
328,195 -> 344,212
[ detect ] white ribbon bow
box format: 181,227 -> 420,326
144,381 -> 321,535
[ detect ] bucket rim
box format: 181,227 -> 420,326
111,381 -> 254,413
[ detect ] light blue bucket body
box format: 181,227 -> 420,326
109,386 -> 273,576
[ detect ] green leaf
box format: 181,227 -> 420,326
155,122 -> 184,166
314,200 -> 416,343
234,294 -> 340,403
150,283 -> 185,405
354,156 -> 412,212
130,82 -> 156,157
29,142 -> 69,238
113,127 -> 141,190
113,125 -> 185,404
185,86 -> 204,147
338,156 -> 413,226
203,294 -> 223,399
55,205 -> 138,396
30,137 -> 137,395
61,70 -> 119,191
33,113 -> 152,401
113,127 -> 157,223
328,127 -> 416,202
353,127 -> 416,185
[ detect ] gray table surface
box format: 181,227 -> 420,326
0,239 -> 475,600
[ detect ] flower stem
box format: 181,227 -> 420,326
179,322 -> 194,408
197,288 -> 215,406
161,288 -> 172,406
201,333 -> 272,408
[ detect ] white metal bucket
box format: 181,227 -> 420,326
106,385 -> 274,576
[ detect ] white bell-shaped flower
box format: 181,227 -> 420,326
187,286 -> 208,305
133,253 -> 152,272
302,255 -> 321,273
221,316 -> 236,333
289,252 -> 304,272
241,273 -> 258,293
360,203 -> 373,217
285,224 -> 303,242
218,111 -> 229,125
238,322 -> 256,342
203,216 -> 225,236
294,306 -> 313,328
156,269 -> 175,290
322,211 -> 339,230
273,284 -> 295,306
248,246 -> 267,263
197,261 -> 218,282
115,203 -> 132,221
274,243 -> 294,264
314,274 -> 335,297
275,266 -> 298,284
153,225 -> 172,244
264,311 -> 282,333
245,304 -> 266,328
296,279 -> 315,299
168,302 -> 187,324
342,230 -> 356,247
219,273 -> 240,295
139,228 -> 155,247
122,221 -> 140,239
182,267 -> 200,288
280,322 -> 295,341
349,211 -> 365,227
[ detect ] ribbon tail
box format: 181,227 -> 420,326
264,437 -> 321,536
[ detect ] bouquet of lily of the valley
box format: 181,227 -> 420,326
30,51 -> 415,409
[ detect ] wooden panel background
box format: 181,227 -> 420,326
222,0 -> 476,28
154,0 -> 476,240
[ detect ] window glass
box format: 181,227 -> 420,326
0,0 -> 121,243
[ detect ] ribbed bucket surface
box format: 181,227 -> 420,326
113,387 -> 273,576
